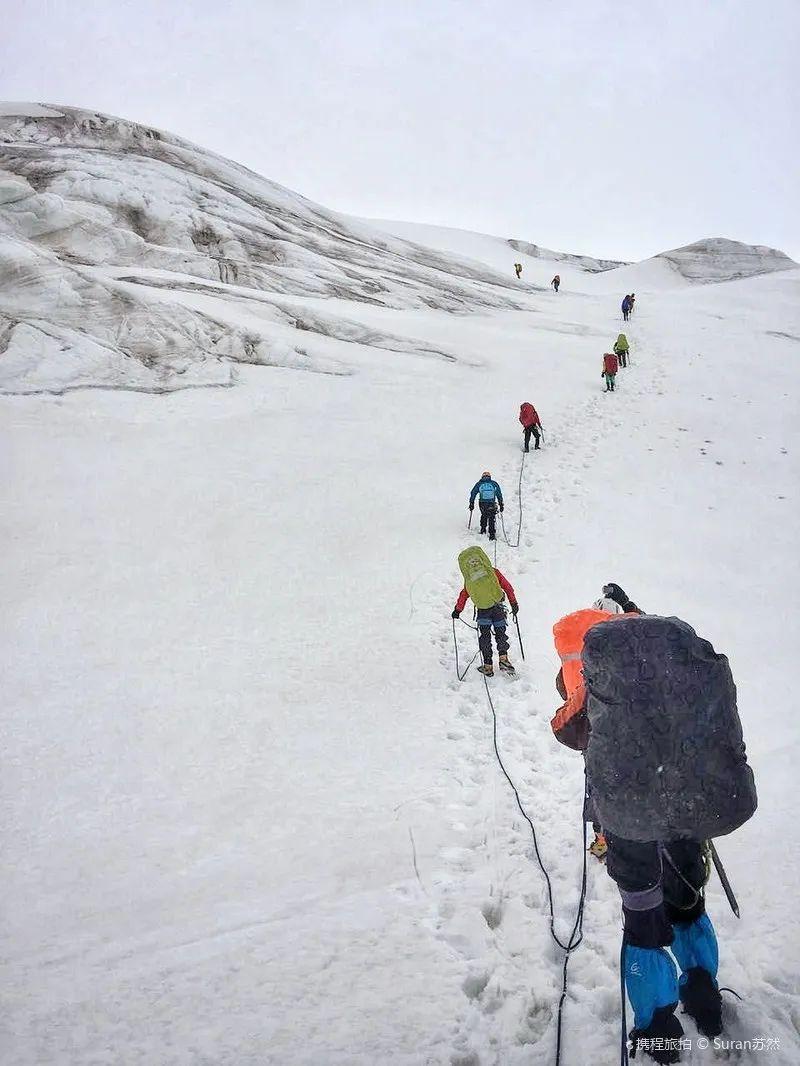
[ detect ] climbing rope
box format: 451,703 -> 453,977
477,665 -> 587,1065
456,433 -> 588,1063
500,446 -> 527,548
620,939 -> 630,1066
451,587 -> 586,1064
452,616 -> 479,681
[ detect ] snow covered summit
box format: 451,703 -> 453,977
652,237 -> 798,284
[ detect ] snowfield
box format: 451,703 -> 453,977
2,104 -> 800,1066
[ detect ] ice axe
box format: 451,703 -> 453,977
709,841 -> 740,918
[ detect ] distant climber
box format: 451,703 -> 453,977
622,294 -> 632,321
551,274 -> 561,292
452,547 -> 518,676
469,471 -> 503,541
519,402 -> 542,452
629,292 -> 636,315
550,584 -> 757,1063
514,262 -> 523,279
614,333 -> 630,368
602,351 -> 619,391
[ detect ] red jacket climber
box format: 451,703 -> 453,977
453,567 -> 518,677
519,403 -> 542,452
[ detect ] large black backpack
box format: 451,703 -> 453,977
582,615 -> 757,842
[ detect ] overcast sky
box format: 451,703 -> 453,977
4,0 -> 799,262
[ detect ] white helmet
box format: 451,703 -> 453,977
593,596 -> 624,614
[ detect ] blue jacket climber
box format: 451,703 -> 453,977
469,472 -> 504,541
469,475 -> 503,508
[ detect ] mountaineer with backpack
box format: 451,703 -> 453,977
553,588 -> 642,861
602,351 -> 619,391
614,332 -> 630,368
514,262 -> 523,279
452,545 -> 518,676
550,583 -> 757,1064
622,294 -> 632,321
469,471 -> 503,541
519,402 -> 542,452
551,274 -> 560,292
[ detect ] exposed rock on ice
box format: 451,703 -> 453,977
0,104 -> 524,394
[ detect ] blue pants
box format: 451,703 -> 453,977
608,836 -> 719,1029
476,604 -> 509,663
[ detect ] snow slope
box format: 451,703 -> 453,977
0,104 -> 529,395
2,106 -> 800,1066
368,222 -> 798,296
362,219 -> 627,282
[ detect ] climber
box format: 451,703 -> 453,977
603,351 -> 619,391
519,402 -> 542,452
550,584 -> 757,1063
468,472 -> 504,541
452,546 -> 518,676
614,333 -> 630,368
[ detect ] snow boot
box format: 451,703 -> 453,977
680,967 -> 722,1037
478,662 -> 494,677
498,654 -> 515,673
629,1006 -> 684,1063
588,831 -> 608,860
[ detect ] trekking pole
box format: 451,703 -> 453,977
708,841 -> 740,918
453,617 -> 479,681
513,613 -> 526,660
468,509 -> 473,530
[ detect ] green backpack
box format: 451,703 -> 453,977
458,546 -> 503,609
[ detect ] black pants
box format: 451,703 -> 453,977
523,425 -> 540,451
476,604 -> 509,663
617,350 -> 627,368
606,835 -> 707,948
478,500 -> 497,539
623,309 -> 629,321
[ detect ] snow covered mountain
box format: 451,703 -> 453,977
652,237 -> 798,284
3,103 -> 800,1066
3,104 -> 795,396
0,103 -> 531,394
369,220 -> 797,293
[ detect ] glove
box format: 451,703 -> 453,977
469,504 -> 474,511
499,505 -> 504,513
511,603 -> 519,616
603,583 -> 640,613
602,582 -> 628,604
452,609 -> 460,619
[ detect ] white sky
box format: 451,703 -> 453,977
3,0 -> 799,262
